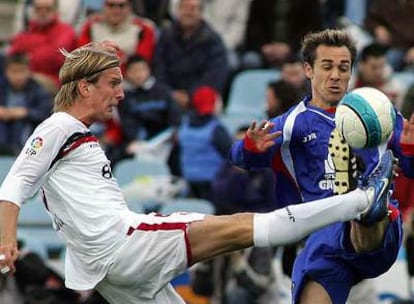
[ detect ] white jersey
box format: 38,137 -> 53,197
0,112 -> 134,290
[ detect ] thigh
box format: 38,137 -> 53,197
291,224 -> 355,304
99,212 -> 205,300
299,280 -> 332,304
96,281 -> 186,304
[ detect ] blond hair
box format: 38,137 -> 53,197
54,42 -> 120,112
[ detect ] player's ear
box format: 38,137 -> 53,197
304,62 -> 313,80
78,79 -> 90,97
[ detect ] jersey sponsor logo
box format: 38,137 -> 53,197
302,132 -> 317,143
318,156 -> 336,190
25,136 -> 44,155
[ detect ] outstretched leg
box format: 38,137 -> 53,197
188,187 -> 370,264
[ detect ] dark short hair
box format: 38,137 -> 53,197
267,80 -> 299,114
125,54 -> 148,70
301,29 -> 357,67
359,43 -> 388,62
5,53 -> 30,68
282,54 -> 302,65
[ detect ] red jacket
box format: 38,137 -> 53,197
8,16 -> 76,86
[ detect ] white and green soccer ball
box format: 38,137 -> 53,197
335,87 -> 396,149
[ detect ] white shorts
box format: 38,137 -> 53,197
95,211 -> 205,304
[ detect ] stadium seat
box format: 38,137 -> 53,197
159,198 -> 216,215
225,69 -> 281,119
0,156 -> 15,183
18,226 -> 64,260
19,195 -> 52,227
17,194 -> 64,260
220,113 -> 253,135
393,71 -> 414,93
113,157 -> 170,186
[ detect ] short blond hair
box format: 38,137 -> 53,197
54,42 -> 120,112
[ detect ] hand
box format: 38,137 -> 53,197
401,113 -> 414,145
245,120 -> 281,152
0,244 -> 19,276
0,106 -> 9,121
126,140 -> 140,155
8,107 -> 28,121
173,90 -> 190,109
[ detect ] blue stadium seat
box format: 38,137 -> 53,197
113,158 -> 170,186
226,69 -> 281,118
0,156 -> 16,183
220,114 -> 253,136
393,71 -> 414,93
18,227 -> 64,260
159,198 -> 216,215
19,195 -> 52,227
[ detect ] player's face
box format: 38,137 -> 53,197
88,67 -> 124,122
305,45 -> 352,108
359,56 -> 387,87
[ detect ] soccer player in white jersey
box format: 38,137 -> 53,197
0,41 -> 395,303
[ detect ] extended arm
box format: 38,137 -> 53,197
0,201 -> 20,274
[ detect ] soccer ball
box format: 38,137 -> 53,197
335,87 -> 396,149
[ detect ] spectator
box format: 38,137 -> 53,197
120,55 -> 181,145
365,0 -> 414,71
77,0 -> 156,66
153,0 -> 229,110
242,0 -> 322,68
401,82 -> 414,120
280,55 -> 310,99
265,80 -> 300,123
7,0 -> 77,92
211,126 -> 276,215
201,0 -> 253,72
349,43 -> 405,109
0,53 -> 52,155
177,86 -> 232,200
117,55 -> 181,172
12,0 -> 99,34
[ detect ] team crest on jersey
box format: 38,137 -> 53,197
25,136 -> 44,156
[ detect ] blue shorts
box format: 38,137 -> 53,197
291,205 -> 402,304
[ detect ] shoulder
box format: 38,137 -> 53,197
199,21 -> 223,42
132,16 -> 156,31
36,113 -> 86,138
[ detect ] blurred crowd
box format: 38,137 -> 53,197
0,0 -> 414,303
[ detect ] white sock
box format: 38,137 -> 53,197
253,188 -> 369,247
